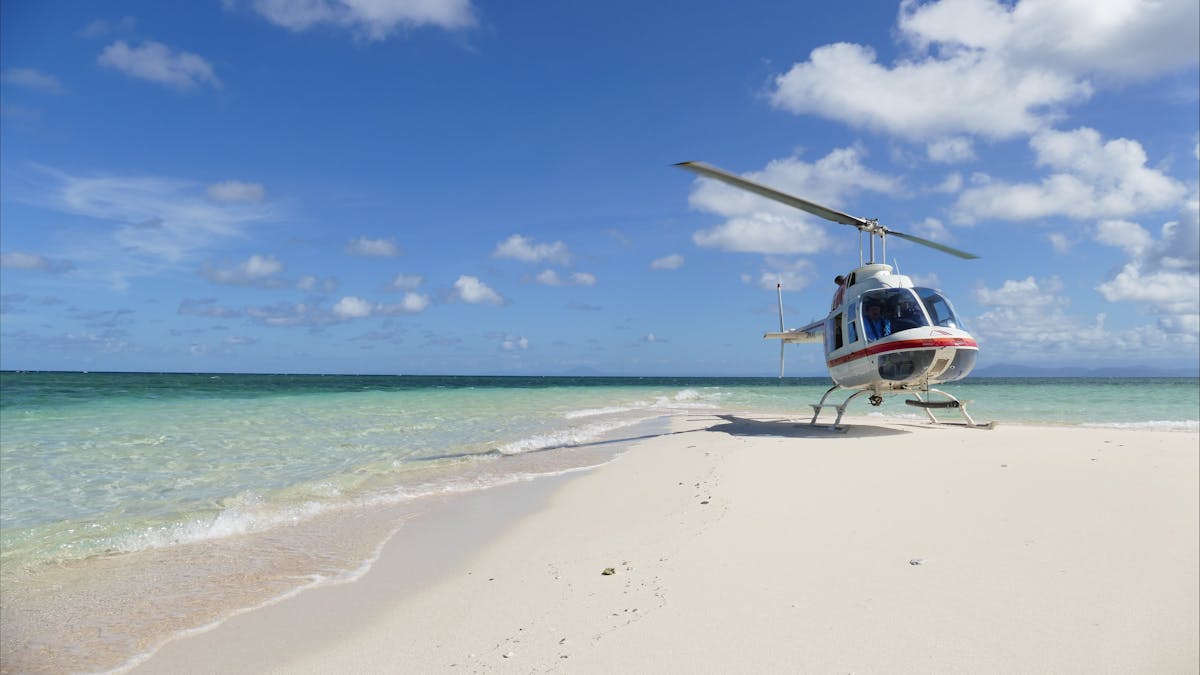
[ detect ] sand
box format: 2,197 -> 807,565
132,414 -> 1199,674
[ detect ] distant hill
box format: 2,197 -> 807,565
970,363 -> 1198,378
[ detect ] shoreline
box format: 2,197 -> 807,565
128,413 -> 1199,674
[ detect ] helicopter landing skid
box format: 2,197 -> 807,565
808,385 -> 993,429
904,388 -> 993,428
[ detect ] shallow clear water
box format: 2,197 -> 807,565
1,372 -> 1196,672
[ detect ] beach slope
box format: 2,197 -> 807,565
137,415 -> 1199,674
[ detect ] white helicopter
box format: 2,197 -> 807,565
677,161 -> 988,428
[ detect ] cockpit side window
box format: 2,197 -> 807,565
859,288 -> 929,341
915,287 -> 963,329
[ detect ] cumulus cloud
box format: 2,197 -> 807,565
1095,198 -> 1199,333
453,275 -> 504,304
493,234 -> 571,266
926,137 -> 975,164
331,292 -> 430,319
98,40 -> 220,91
332,296 -> 373,319
387,273 -> 424,290
972,272 -> 1197,360
201,254 -> 285,286
769,43 -> 1089,141
953,128 -> 1188,223
898,0 -> 1199,82
972,276 -> 1108,358
251,0 -> 477,41
534,269 -> 596,286
1,67 -> 65,93
0,251 -> 75,274
687,148 -> 900,255
767,0 -> 1198,142
650,254 -> 684,271
756,257 -> 816,292
297,274 -> 339,292
346,236 -> 401,257
207,181 -> 266,203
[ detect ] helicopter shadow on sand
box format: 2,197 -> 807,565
694,414 -> 911,439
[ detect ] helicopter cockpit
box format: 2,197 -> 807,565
857,287 -> 965,341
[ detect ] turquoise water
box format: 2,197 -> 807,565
1,372 -> 1197,672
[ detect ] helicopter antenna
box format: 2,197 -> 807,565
675,161 -> 979,260
776,281 -> 786,378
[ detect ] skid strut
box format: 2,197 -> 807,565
809,385 -> 991,429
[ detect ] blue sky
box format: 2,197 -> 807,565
2,0 -> 1197,376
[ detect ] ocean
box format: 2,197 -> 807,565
1,372 -> 1197,672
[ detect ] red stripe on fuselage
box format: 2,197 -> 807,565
827,337 -> 978,367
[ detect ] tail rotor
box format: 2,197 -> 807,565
776,282 -> 786,378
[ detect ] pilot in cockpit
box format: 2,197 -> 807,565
864,302 -> 891,341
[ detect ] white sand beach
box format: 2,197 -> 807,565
133,414 -> 1199,674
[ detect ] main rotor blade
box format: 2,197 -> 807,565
677,160 -> 980,260
887,230 -> 979,260
675,161 -> 866,228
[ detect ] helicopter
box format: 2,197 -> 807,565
676,160 -> 989,428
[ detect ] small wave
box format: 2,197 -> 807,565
496,416 -> 649,455
1082,420 -> 1199,432
565,405 -> 640,419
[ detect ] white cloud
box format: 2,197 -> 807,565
346,236 -> 400,257
332,296 -> 374,319
694,214 -> 831,255
493,234 -> 571,265
1,68 -> 65,93
387,273 -> 423,290
768,1 -> 1198,143
650,254 -> 684,270
1046,232 -> 1075,253
1095,199 -> 1200,330
536,269 -> 597,286
926,137 -> 975,163
769,43 -> 1089,141
78,17 -> 137,39
953,128 -> 1188,223
687,148 -> 899,255
207,181 -> 266,203
0,251 -> 75,273
454,275 -> 504,304
98,40 -> 220,91
912,217 -> 952,243
899,0 -> 1200,82
202,254 -> 286,286
758,257 -> 816,292
1094,220 -> 1154,256
297,274 -> 339,292
501,335 -> 529,351
251,0 -> 477,41
374,292 -> 432,315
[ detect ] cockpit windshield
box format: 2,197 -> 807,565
914,287 -> 965,330
858,288 -> 928,341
